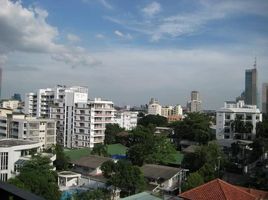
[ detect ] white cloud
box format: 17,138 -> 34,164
142,2 -> 161,17
95,33 -> 105,39
114,30 -> 132,39
99,0 -> 113,10
67,33 -> 80,43
0,0 -> 98,68
107,0 -> 268,41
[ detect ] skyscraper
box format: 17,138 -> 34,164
262,83 -> 268,114
187,91 -> 202,112
245,60 -> 257,105
0,67 -> 2,99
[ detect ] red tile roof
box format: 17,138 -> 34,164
179,179 -> 268,200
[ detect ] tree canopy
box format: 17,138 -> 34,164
91,143 -> 109,157
8,155 -> 60,200
104,123 -> 125,145
53,144 -> 70,170
127,126 -> 176,166
170,112 -> 213,145
73,189 -> 110,200
101,160 -> 145,197
138,114 -> 168,127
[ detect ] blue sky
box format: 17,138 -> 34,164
1,0 -> 268,109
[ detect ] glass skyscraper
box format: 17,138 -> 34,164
245,68 -> 257,105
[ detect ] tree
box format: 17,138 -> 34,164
53,144 -> 70,170
182,172 -> 204,192
101,160 -> 145,197
91,144 -> 108,157
170,113 -> 213,146
73,189 -> 110,200
104,124 -> 125,144
8,155 -> 60,200
127,132 -> 176,166
138,114 -> 168,127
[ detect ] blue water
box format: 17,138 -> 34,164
60,189 -> 83,200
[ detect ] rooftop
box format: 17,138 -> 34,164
179,179 -> 268,200
0,139 -> 38,147
120,192 -> 162,200
71,155 -> 112,169
141,164 -> 181,181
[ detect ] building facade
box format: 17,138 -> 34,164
1,99 -> 20,110
114,111 -> 138,130
262,83 -> 268,114
187,91 -> 202,112
51,97 -> 115,148
0,109 -> 56,149
245,68 -> 257,105
148,98 -> 162,115
0,139 -> 42,181
216,101 -> 262,140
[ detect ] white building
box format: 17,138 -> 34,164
148,98 -> 162,115
1,100 -> 20,110
216,101 -> 262,140
0,108 -> 56,149
51,97 -> 115,149
0,139 -> 42,181
114,111 -> 138,130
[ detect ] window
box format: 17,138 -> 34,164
0,152 -> 8,170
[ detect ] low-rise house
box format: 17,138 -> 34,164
141,164 -> 187,194
71,155 -> 113,176
179,178 -> 268,200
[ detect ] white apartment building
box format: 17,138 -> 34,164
0,108 -> 56,149
51,96 -> 115,149
25,86 -> 68,118
1,99 -> 20,110
216,101 -> 262,140
148,98 -> 162,115
114,111 -> 138,130
161,105 -> 183,118
0,139 -> 42,181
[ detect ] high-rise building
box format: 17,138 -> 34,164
51,97 -> 115,148
0,67 -> 2,99
114,110 -> 138,130
25,86 -> 115,148
245,60 -> 257,105
262,83 -> 268,114
187,91 -> 202,112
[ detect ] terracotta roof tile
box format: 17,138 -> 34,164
179,179 -> 265,200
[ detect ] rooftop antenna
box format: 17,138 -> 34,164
253,57 -> 257,69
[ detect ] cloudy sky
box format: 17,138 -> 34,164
1,0 -> 268,109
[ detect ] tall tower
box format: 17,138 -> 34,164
245,58 -> 257,105
0,67 -> 2,99
262,83 -> 268,114
187,91 -> 202,112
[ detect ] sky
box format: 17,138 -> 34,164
1,0 -> 268,109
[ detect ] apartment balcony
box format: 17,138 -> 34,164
93,138 -> 104,143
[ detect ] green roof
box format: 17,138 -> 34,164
107,143 -> 128,156
120,192 -> 162,200
64,148 -> 91,161
168,151 -> 184,165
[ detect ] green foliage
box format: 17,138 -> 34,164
138,114 -> 168,127
101,160 -> 145,197
104,124 -> 125,145
198,163 -> 216,182
73,189 -> 110,200
54,144 -> 70,170
256,119 -> 268,138
127,127 -> 176,166
8,155 -> 60,200
170,113 -> 213,145
182,172 -> 204,192
182,142 -> 224,173
91,144 -> 108,157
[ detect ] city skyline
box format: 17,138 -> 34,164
1,0 -> 268,109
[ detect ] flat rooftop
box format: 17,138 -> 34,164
0,139 -> 38,147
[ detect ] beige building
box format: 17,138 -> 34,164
0,108 -> 56,149
1,100 -> 20,110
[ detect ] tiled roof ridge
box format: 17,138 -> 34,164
217,179 -> 228,200
217,179 -> 257,199
179,178 -> 220,197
